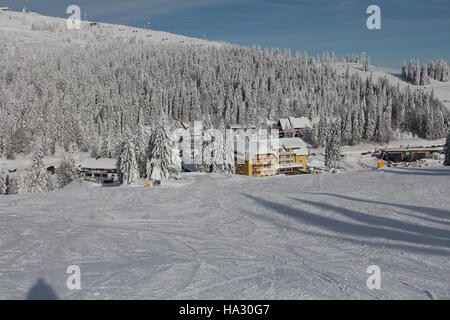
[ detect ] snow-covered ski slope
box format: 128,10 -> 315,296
0,9 -> 217,51
0,168 -> 449,299
332,62 -> 450,111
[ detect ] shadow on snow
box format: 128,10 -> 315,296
244,194 -> 450,257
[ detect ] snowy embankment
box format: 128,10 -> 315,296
0,168 -> 449,299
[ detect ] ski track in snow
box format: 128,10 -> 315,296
0,167 -> 449,299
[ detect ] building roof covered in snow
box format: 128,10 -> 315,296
279,138 -> 308,155
278,118 -> 291,131
278,117 -> 311,131
289,116 -> 311,129
234,138 -> 278,161
80,158 -> 117,170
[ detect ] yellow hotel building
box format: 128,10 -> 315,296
234,137 -> 308,177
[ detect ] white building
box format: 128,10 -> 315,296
79,158 -> 117,182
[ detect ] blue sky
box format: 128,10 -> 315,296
3,0 -> 450,68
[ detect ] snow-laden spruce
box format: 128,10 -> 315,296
147,121 -> 181,180
25,145 -> 49,193
134,121 -> 148,179
118,135 -> 140,185
57,146 -> 78,188
325,122 -> 342,169
403,58 -> 449,85
445,130 -> 450,166
5,172 -> 21,195
0,170 -> 6,195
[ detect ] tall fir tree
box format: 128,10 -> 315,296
0,171 -> 6,195
401,60 -> 407,79
134,123 -> 148,178
420,64 -> 429,86
26,145 -> 49,193
325,122 -> 341,169
57,146 -> 78,188
6,173 -> 22,195
147,121 -> 181,179
118,135 -> 140,185
444,130 -> 450,166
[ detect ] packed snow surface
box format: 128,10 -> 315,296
0,168 -> 449,299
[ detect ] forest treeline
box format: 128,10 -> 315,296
0,37 -> 448,161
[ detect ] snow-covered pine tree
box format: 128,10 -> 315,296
407,59 -> 421,85
401,60 -> 407,79
57,146 -> 78,188
341,113 -> 352,145
311,124 -> 320,148
0,171 -> 6,195
435,59 -> 449,82
428,60 -> 435,79
441,60 -> 449,82
134,123 -> 148,178
100,132 -> 111,158
317,117 -> 328,147
444,130 -> 450,166
350,110 -> 361,145
360,52 -> 366,71
420,64 -> 429,86
6,173 -> 20,195
345,63 -> 350,79
357,107 -> 366,141
26,145 -> 49,193
325,122 -> 341,169
118,135 -> 140,185
364,99 -> 376,141
407,60 -> 414,83
395,100 -> 406,129
147,121 -> 181,180
413,60 -> 421,85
